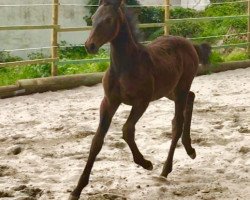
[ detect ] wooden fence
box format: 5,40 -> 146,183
0,0 -> 250,77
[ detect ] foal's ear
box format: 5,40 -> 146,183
104,0 -> 123,9
113,0 -> 124,9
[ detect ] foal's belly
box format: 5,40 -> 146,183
151,72 -> 180,101
118,75 -> 154,106
151,79 -> 178,101
118,78 -> 177,105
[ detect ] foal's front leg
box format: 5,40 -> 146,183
122,103 -> 153,170
69,97 -> 120,200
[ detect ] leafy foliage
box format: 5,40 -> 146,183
58,41 -> 88,60
210,51 -> 225,65
143,7 -> 204,40
0,43 -> 109,86
0,52 -> 22,62
58,47 -> 109,75
224,49 -> 248,61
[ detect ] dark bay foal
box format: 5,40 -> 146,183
69,0 -> 211,199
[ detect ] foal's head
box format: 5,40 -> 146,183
85,0 -> 124,54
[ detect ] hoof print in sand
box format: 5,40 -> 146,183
172,186 -> 200,197
23,187 -> 43,198
0,165 -> 16,177
0,190 -> 14,198
108,141 -> 126,149
74,131 -> 95,139
7,145 -> 23,155
238,126 -> 250,133
239,146 -> 250,154
88,193 -> 127,200
14,185 -> 43,199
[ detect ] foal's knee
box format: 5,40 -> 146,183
122,123 -> 135,142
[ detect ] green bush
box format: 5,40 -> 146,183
171,7 -> 204,19
0,45 -> 110,86
0,66 -> 50,86
141,7 -> 204,40
202,1 -> 247,44
205,2 -> 246,17
58,47 -> 109,75
59,41 -> 88,59
224,49 -> 248,61
58,62 -> 109,75
170,21 -> 203,38
210,51 -> 225,64
27,52 -> 51,78
0,51 -> 52,86
0,51 -> 22,62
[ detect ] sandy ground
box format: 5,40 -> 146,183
0,68 -> 249,200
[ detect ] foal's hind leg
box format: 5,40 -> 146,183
122,103 -> 153,170
182,91 -> 196,159
161,91 -> 188,177
69,97 -> 120,200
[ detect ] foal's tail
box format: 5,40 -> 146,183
193,43 -> 211,65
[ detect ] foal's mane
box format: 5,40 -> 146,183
122,7 -> 141,42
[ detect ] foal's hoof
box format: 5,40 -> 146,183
137,159 -> 153,170
160,164 -> 172,178
188,149 -> 196,159
68,194 -> 79,200
160,171 -> 169,178
143,160 -> 153,170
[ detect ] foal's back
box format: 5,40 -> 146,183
146,36 -> 199,100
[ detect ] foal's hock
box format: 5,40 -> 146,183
69,0 -> 211,199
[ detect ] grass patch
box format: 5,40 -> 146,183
0,45 -> 109,86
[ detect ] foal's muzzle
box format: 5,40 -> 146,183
85,41 -> 99,54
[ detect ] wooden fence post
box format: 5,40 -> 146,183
164,0 -> 170,36
248,0 -> 250,56
51,0 -> 59,76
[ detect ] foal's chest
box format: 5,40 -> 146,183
117,74 -> 153,105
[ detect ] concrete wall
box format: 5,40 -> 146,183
0,0 -> 89,58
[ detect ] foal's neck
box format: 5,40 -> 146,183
110,12 -> 139,73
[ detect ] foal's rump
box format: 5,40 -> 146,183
147,36 -> 198,74
146,35 -> 211,95
147,35 -> 211,74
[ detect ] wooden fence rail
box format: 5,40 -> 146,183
0,58 -> 58,68
0,25 -> 58,31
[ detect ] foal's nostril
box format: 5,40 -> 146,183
89,43 -> 96,52
85,41 -> 98,54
